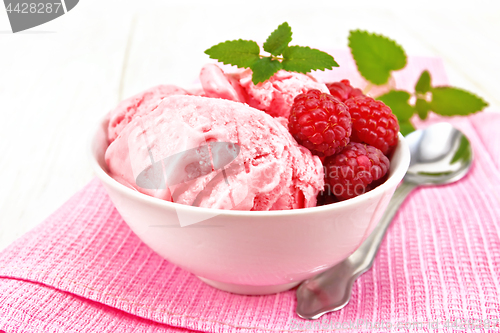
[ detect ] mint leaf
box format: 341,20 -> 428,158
205,24 -> 339,84
430,86 -> 488,116
377,90 -> 414,122
282,46 -> 338,73
263,22 -> 292,56
415,70 -> 431,94
205,39 -> 260,68
348,30 -> 407,85
415,98 -> 430,120
400,121 -> 416,136
250,58 -> 283,85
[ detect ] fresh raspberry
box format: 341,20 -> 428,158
326,79 -> 364,102
324,142 -> 390,200
288,89 -> 352,157
344,96 -> 399,155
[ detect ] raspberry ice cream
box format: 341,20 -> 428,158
199,64 -> 246,103
105,95 -> 324,210
199,65 -> 330,119
238,70 -> 330,118
107,84 -> 191,143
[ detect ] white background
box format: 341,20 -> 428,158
0,0 -> 499,250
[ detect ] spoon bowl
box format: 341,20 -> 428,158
296,122 -> 473,320
405,122 -> 472,185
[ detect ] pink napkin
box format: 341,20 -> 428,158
1,54 -> 500,333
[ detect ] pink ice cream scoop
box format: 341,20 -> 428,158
199,65 -> 330,119
107,85 -> 190,143
238,70 -> 330,118
105,95 -> 324,210
199,64 -> 246,103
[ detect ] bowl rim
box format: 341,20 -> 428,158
90,117 -> 410,217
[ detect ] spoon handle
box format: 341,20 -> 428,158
295,182 -> 418,320
349,181 -> 417,274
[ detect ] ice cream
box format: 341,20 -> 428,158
238,70 -> 330,118
107,84 -> 191,143
199,64 -> 246,103
105,95 -> 324,210
199,65 -> 330,119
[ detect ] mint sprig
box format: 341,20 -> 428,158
282,46 -> 339,72
415,70 -> 431,93
415,70 -> 487,117
415,98 -> 430,120
205,22 -> 338,85
263,22 -> 292,56
375,70 -> 488,135
349,32 -> 488,134
377,90 -> 414,122
204,39 -> 260,68
250,58 -> 282,84
349,30 -> 406,85
429,86 -> 488,116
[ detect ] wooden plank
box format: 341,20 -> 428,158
0,2 -> 134,249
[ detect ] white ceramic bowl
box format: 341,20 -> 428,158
90,117 -> 410,295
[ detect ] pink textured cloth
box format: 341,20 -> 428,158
1,54 -> 500,332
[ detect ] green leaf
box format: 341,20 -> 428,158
429,86 -> 488,116
282,46 -> 339,73
348,30 -> 407,85
400,121 -> 416,136
415,70 -> 431,94
205,39 -> 260,68
377,90 -> 414,122
415,98 -> 430,120
263,22 -> 292,56
249,58 -> 283,85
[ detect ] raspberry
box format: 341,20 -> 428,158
288,89 -> 352,157
326,79 -> 364,102
345,96 -> 399,155
324,142 -> 390,200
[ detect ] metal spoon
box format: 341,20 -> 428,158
296,122 -> 473,320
